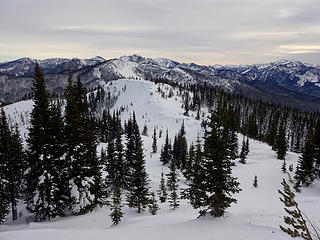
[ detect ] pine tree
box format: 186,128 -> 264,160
152,127 -> 157,154
158,172 -> 167,203
239,136 -> 246,164
294,129 -> 316,190
253,175 -> 258,188
160,130 -> 172,165
166,159 -> 179,210
183,92 -> 189,116
64,72 -> 100,214
194,98 -> 241,217
126,113 -> 149,213
148,192 -> 159,215
26,63 -> 61,221
0,110 -> 26,222
275,120 -> 287,161
279,179 -> 313,240
244,137 -> 250,155
110,184 -> 123,226
314,119 -> 320,177
183,143 -> 195,180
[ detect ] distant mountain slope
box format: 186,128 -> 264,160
1,55 -> 320,110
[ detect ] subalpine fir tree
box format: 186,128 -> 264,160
279,179 -> 313,240
152,127 -> 157,154
126,113 -> 149,213
244,137 -> 250,155
183,143 -> 195,180
275,120 -> 287,161
148,192 -> 159,215
183,92 -> 189,116
253,175 -> 258,188
195,98 -> 241,217
314,119 -> 320,177
110,184 -> 123,226
158,172 -> 167,203
158,172 -> 168,203
239,136 -> 246,164
0,109 -> 25,222
166,159 -> 179,210
186,137 -> 204,209
294,129 -> 316,191
64,72 -> 100,214
26,63 -> 61,221
160,130 -> 172,165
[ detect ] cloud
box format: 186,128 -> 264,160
0,0 -> 320,64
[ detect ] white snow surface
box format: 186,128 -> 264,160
1,79 -> 320,240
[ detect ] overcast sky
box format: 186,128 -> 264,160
1,0 -> 320,65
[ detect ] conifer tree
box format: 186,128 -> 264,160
294,129 -> 316,191
275,121 -> 287,161
152,127 -> 157,154
126,113 -> 149,213
110,184 -> 123,226
239,136 -> 247,164
183,143 -> 195,180
64,72 -> 100,214
148,192 -> 159,215
0,109 -> 25,222
194,98 -> 241,217
160,130 -> 172,165
26,63 -> 61,221
253,175 -> 258,188
244,137 -> 250,155
314,119 -> 320,177
166,159 -> 179,210
158,172 -> 167,203
279,179 -> 313,240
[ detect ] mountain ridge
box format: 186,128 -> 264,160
1,54 -> 320,110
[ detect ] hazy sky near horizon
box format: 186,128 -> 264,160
1,0 -> 320,65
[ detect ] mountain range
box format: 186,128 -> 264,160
1,55 -> 320,110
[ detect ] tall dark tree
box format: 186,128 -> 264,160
158,172 -> 167,203
194,99 -> 241,217
239,136 -> 247,164
314,119 -> 320,177
152,127 -> 157,154
126,113 -> 149,213
64,72 -> 100,214
166,159 -> 179,210
0,110 -> 25,222
294,129 -> 316,191
160,130 -> 172,165
26,63 -> 60,221
275,120 -> 287,161
110,184 -> 123,226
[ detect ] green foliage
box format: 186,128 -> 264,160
148,192 -> 159,215
158,172 -> 167,203
278,179 -> 313,240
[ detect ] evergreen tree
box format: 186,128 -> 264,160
148,192 -> 159,215
294,129 -> 316,190
158,172 -> 167,203
314,119 -> 320,177
244,137 -> 250,155
110,184 -> 123,226
0,110 -> 25,222
183,92 -> 189,116
253,175 -> 258,188
152,127 -> 157,154
279,179 -> 313,240
160,130 -> 172,165
239,136 -> 247,164
183,143 -> 195,180
194,99 -> 241,217
26,63 -> 60,221
126,113 -> 149,213
275,120 -> 287,161
64,72 -> 100,214
166,159 -> 179,210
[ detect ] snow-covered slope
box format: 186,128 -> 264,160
1,79 -> 319,240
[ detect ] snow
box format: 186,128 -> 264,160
297,71 -> 319,87
1,78 -> 320,240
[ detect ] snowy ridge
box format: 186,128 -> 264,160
1,78 -> 319,240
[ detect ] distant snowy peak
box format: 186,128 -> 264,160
0,56 -> 106,76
